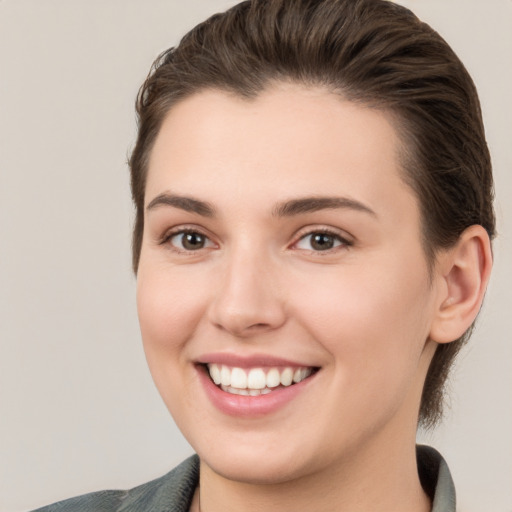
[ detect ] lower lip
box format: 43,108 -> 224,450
197,366 -> 316,417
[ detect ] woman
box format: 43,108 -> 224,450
32,0 -> 494,510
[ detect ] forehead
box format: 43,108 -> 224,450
146,84 -> 416,222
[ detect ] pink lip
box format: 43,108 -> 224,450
196,363 -> 318,417
196,352 -> 312,368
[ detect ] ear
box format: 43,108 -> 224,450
429,225 -> 493,344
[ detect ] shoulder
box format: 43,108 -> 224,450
31,455 -> 199,512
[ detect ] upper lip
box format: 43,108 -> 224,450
196,352 -> 318,369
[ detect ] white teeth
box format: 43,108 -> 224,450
266,368 -> 281,388
231,367 -> 247,389
293,367 -> 312,383
209,364 -> 314,393
280,367 -> 293,386
220,365 -> 231,386
220,385 -> 276,396
210,364 -> 221,385
247,368 -> 266,389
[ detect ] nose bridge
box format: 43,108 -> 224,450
209,240 -> 285,336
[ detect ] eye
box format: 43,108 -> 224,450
167,230 -> 214,251
294,231 -> 349,251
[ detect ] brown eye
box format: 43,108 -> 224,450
169,231 -> 212,251
310,233 -> 336,250
295,231 -> 348,252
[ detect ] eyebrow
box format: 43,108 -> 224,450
272,196 -> 377,217
146,193 -> 216,217
145,193 -> 376,219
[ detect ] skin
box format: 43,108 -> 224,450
136,84 -> 491,512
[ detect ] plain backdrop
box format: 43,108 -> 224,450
1,1 -> 511,511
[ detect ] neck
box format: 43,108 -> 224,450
195,434 -> 431,512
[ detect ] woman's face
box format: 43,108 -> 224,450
137,84 -> 441,484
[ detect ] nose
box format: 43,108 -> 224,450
208,247 -> 286,338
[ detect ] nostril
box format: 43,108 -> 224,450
248,323 -> 270,329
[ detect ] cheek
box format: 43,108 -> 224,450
136,266 -> 211,427
136,265 -> 208,365
291,257 -> 433,390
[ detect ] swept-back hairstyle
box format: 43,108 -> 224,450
129,0 -> 495,427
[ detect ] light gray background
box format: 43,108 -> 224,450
1,1 -> 510,511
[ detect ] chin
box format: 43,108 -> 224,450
193,429 -> 330,486
202,451 -> 313,485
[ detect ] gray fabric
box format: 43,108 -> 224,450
31,455 -> 200,512
417,445 -> 457,512
31,445 -> 455,511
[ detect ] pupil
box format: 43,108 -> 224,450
183,232 -> 204,250
312,233 -> 334,250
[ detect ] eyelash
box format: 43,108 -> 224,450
160,227 -> 353,254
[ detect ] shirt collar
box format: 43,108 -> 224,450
417,444 -> 456,511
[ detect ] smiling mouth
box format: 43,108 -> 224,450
204,363 -> 318,396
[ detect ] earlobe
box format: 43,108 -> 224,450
429,225 -> 493,344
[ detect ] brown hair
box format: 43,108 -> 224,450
129,0 -> 495,427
